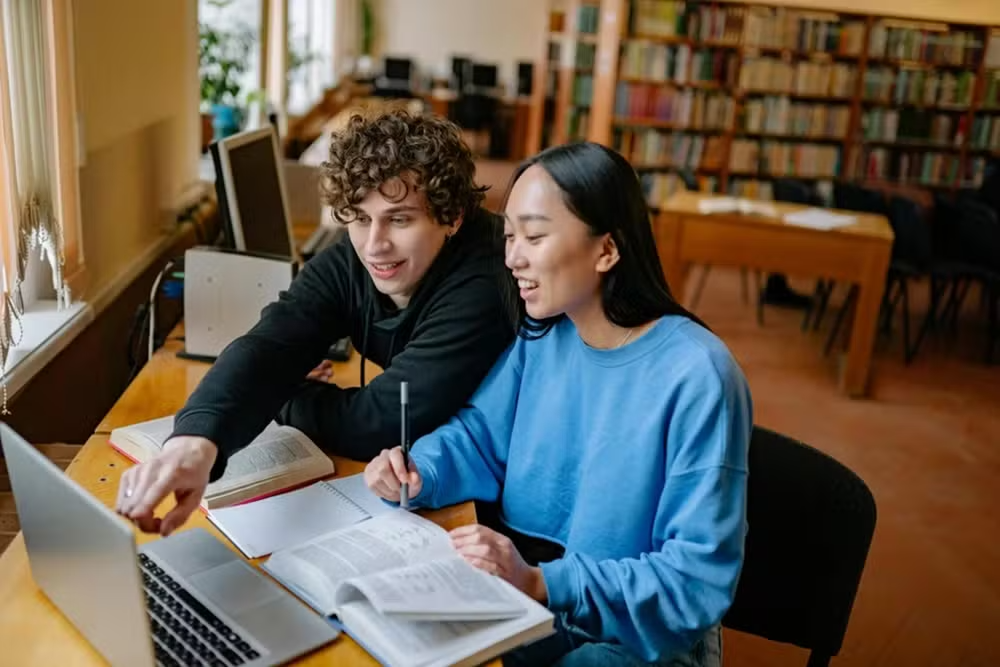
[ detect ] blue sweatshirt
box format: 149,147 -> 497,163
409,315 -> 752,662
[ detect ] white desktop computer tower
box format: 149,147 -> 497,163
183,246 -> 294,359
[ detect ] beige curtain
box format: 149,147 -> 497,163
0,5 -> 21,386
0,1 -> 69,409
1,0 -> 68,314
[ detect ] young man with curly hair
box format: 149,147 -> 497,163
116,110 -> 513,536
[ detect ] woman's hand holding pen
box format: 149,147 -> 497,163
364,446 -> 422,503
449,525 -> 549,603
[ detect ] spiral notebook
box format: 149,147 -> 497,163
207,473 -> 392,558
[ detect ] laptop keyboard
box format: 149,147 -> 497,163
138,553 -> 262,666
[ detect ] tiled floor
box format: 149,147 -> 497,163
694,270 -> 1000,667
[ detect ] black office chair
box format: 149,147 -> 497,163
809,183 -> 893,335
833,182 -> 889,218
451,93 -> 499,156
825,195 -> 935,363
925,198 -> 1000,363
724,427 -> 877,667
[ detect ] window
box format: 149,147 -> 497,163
0,1 -> 85,394
198,0 -> 344,129
287,0 -> 337,115
198,0 -> 265,110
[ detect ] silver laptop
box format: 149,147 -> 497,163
0,423 -> 339,667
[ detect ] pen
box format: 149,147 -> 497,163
399,381 -> 410,510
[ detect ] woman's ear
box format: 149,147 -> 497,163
595,233 -> 621,274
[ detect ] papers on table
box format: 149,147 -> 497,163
697,197 -> 778,218
783,208 -> 857,231
694,197 -> 858,232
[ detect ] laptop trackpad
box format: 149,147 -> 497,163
190,560 -> 283,615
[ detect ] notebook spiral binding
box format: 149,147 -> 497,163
321,482 -> 371,518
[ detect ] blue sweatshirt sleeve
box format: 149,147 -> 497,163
539,355 -> 752,662
408,341 -> 525,509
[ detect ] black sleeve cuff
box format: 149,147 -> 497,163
169,412 -> 230,483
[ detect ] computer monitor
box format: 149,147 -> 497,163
517,62 -> 534,96
452,56 -> 471,91
471,64 -> 498,89
211,126 -> 296,260
384,57 -> 413,83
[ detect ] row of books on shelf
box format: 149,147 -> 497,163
858,149 -> 986,186
971,115 -> 1000,151
544,67 -> 560,99
638,172 -> 698,207
860,108 -> 964,145
575,3 -> 600,35
863,68 -> 975,108
614,84 -> 734,128
547,39 -> 561,66
627,4 -> 993,66
619,42 -> 738,86
987,34 -> 1000,69
630,1 -> 744,44
867,24 -> 982,66
613,128 -> 724,169
572,74 -> 594,108
567,107 -> 591,142
574,43 -> 597,69
615,61 -> 984,109
615,109 -> 988,150
547,39 -> 596,71
729,141 -> 841,178
739,58 -> 855,97
742,98 -> 849,139
743,10 -> 865,55
691,47 -> 738,85
983,72 -> 1000,109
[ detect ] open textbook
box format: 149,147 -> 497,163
262,510 -> 555,667
108,415 -> 335,509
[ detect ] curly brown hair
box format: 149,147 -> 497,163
321,107 -> 487,225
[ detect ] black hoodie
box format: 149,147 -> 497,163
170,207 -> 513,481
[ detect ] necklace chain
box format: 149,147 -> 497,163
617,327 -> 634,348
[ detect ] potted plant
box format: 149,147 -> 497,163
199,9 -> 254,142
355,0 -> 376,79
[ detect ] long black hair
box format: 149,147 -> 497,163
499,141 -> 706,339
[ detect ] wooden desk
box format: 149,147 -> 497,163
5,321 -> 487,665
0,437 -> 477,666
658,191 -> 894,397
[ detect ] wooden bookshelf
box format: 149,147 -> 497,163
969,31 -> 1000,162
527,0 -> 1000,207
529,0 -> 603,153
